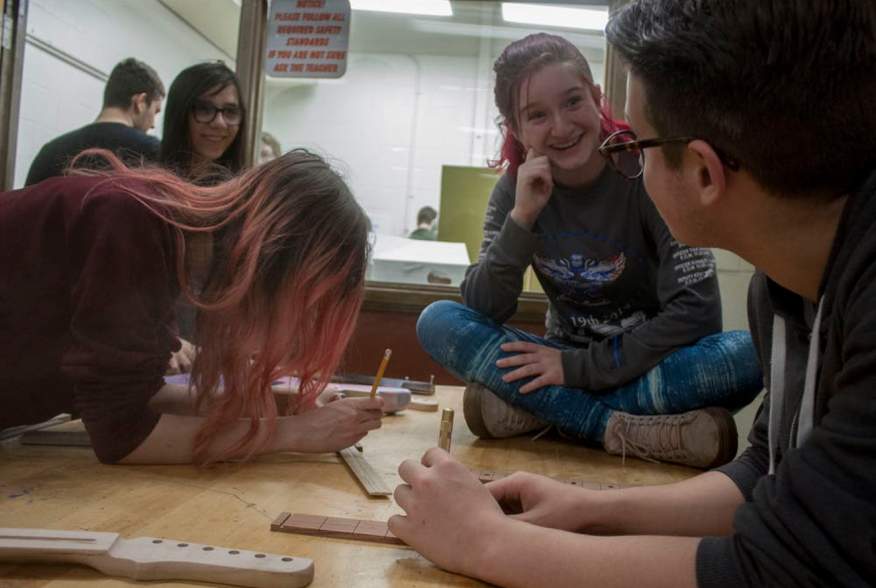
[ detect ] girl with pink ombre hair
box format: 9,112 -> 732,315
0,148 -> 383,464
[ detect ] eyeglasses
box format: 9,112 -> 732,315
598,129 -> 740,179
192,100 -> 242,126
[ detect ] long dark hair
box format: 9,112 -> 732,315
160,62 -> 246,180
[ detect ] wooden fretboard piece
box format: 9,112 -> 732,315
271,513 -> 404,546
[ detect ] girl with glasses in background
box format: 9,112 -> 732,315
159,62 -> 245,184
416,33 -> 762,468
158,62 -> 246,352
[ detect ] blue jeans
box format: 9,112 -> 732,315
417,300 -> 763,443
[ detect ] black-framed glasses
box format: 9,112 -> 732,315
192,100 -> 242,126
598,129 -> 740,179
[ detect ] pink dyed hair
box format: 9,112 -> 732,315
71,149 -> 369,463
491,33 -> 629,176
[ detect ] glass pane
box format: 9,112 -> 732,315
14,0 -> 241,188
262,0 -> 608,291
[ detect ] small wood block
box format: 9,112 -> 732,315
271,512 -> 292,530
338,447 -> 392,497
408,397 -> 439,412
272,514 -> 405,546
477,471 -> 497,483
332,385 -> 411,413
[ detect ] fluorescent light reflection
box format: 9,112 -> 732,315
501,3 -> 608,32
350,0 -> 452,17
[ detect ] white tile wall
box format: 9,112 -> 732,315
14,0 -> 231,188
712,247 -> 760,451
713,248 -> 755,332
264,53 -> 480,237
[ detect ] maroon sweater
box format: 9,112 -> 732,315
0,175 -> 180,462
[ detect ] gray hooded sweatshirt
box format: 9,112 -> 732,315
698,169 -> 876,586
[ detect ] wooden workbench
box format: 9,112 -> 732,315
0,386 -> 698,587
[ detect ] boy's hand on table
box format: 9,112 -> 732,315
488,471 -> 606,533
389,448 -> 508,576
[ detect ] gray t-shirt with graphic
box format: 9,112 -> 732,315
460,166 -> 722,391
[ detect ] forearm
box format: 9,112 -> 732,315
148,383 -> 300,417
461,216 -> 536,322
474,519 -> 698,588
594,472 -> 743,537
118,412 -> 307,464
461,262 -> 525,322
147,383 -> 202,415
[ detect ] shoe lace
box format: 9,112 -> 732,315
614,417 -> 685,467
530,423 -> 553,441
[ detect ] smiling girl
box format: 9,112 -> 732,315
417,33 -> 762,468
159,62 -> 245,183
158,63 -> 246,344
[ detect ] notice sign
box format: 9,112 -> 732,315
266,0 -> 350,78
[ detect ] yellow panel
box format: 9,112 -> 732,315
438,165 -> 542,293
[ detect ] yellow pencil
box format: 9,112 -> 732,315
370,348 -> 392,400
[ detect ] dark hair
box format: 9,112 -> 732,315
160,62 -> 246,179
492,33 -> 626,175
416,206 -> 437,225
103,58 -> 165,109
606,0 -> 876,196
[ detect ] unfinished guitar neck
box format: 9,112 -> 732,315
0,527 -> 314,588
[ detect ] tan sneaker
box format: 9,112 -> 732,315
462,383 -> 548,439
603,407 -> 738,469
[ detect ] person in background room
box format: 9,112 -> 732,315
409,206 -> 438,240
259,131 -> 282,164
26,57 -> 164,186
